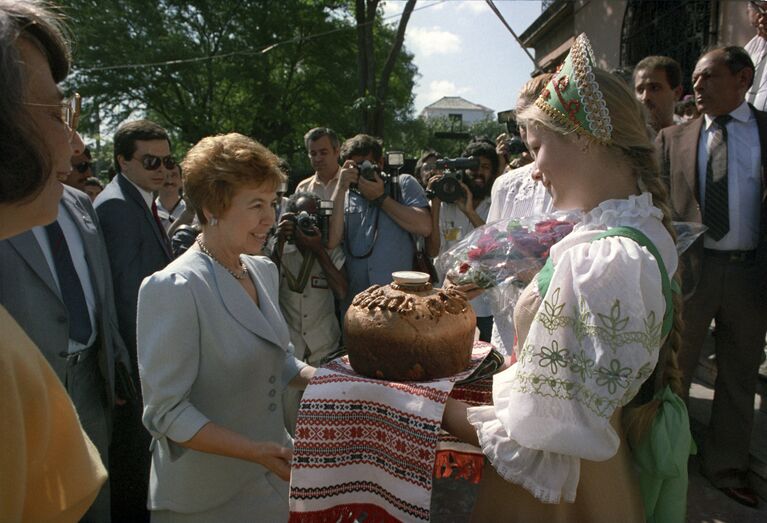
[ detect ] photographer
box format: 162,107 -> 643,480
425,139 -> 499,342
327,134 -> 431,311
271,191 -> 347,433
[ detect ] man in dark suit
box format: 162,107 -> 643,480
0,184 -> 133,522
94,119 -> 173,522
657,46 -> 767,508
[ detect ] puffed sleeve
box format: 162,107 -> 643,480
467,236 -> 666,503
138,272 -> 209,445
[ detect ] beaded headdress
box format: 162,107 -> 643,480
535,33 -> 613,144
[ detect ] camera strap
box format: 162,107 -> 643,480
344,176 -> 400,259
282,250 -> 316,293
344,194 -> 381,260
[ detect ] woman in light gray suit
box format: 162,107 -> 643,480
137,133 -> 315,522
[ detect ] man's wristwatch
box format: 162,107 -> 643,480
370,193 -> 388,207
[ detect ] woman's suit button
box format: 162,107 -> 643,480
268,403 -> 277,412
268,375 -> 276,384
268,389 -> 276,397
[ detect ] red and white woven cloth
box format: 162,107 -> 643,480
288,342 -> 492,523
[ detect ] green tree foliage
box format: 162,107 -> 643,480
60,0 -> 418,177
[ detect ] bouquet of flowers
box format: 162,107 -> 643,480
435,213 -> 579,291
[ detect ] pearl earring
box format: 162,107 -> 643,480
209,217 -> 218,226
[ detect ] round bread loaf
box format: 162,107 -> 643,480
344,275 -> 476,381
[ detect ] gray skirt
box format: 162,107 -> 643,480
151,473 -> 289,523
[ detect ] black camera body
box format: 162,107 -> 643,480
350,160 -> 387,190
506,135 -> 527,155
432,156 -> 479,203
286,199 -> 333,246
294,211 -> 318,234
357,160 -> 379,181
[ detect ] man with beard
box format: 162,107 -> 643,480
425,139 -> 499,341
633,55 -> 684,133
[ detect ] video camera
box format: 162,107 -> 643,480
431,156 -> 479,203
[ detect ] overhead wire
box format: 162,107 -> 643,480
484,0 -> 540,73
75,0 -> 446,73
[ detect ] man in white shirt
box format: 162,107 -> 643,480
746,0 -> 767,111
657,46 -> 766,509
426,139 -> 499,342
296,127 -> 342,201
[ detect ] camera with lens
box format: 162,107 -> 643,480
357,160 -> 380,182
349,159 -> 392,194
431,156 -> 479,203
287,199 -> 334,246
294,211 -> 317,234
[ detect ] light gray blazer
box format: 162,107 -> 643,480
137,249 -> 305,514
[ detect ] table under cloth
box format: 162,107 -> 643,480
288,342 -> 493,523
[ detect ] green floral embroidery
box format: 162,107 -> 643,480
570,350 -> 595,381
597,300 -> 630,335
535,286 -> 662,353
538,340 -> 569,374
511,361 -> 654,419
511,283 -> 664,419
643,311 -> 662,348
512,369 -> 620,418
596,359 -> 633,394
636,362 -> 654,382
538,288 -> 569,333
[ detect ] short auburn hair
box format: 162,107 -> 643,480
182,133 -> 284,225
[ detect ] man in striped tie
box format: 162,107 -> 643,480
657,46 -> 766,509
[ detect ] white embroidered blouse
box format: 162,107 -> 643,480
467,193 -> 678,504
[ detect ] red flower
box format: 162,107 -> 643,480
467,248 -> 483,260
459,262 -> 471,273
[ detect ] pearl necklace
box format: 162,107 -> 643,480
196,237 -> 248,280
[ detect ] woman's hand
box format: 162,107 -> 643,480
253,442 -> 293,481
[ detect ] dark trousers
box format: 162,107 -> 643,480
477,316 -> 494,343
109,378 -> 151,523
65,343 -> 111,523
677,252 -> 767,488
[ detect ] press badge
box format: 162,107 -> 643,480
311,275 -> 329,289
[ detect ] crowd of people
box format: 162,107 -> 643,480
2,0 -> 767,521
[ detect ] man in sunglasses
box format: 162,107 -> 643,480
94,118 -> 174,523
65,145 -> 93,192
747,0 -> 767,110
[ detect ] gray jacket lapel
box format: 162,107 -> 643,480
209,257 -> 284,349
61,191 -> 106,310
8,231 -> 59,299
